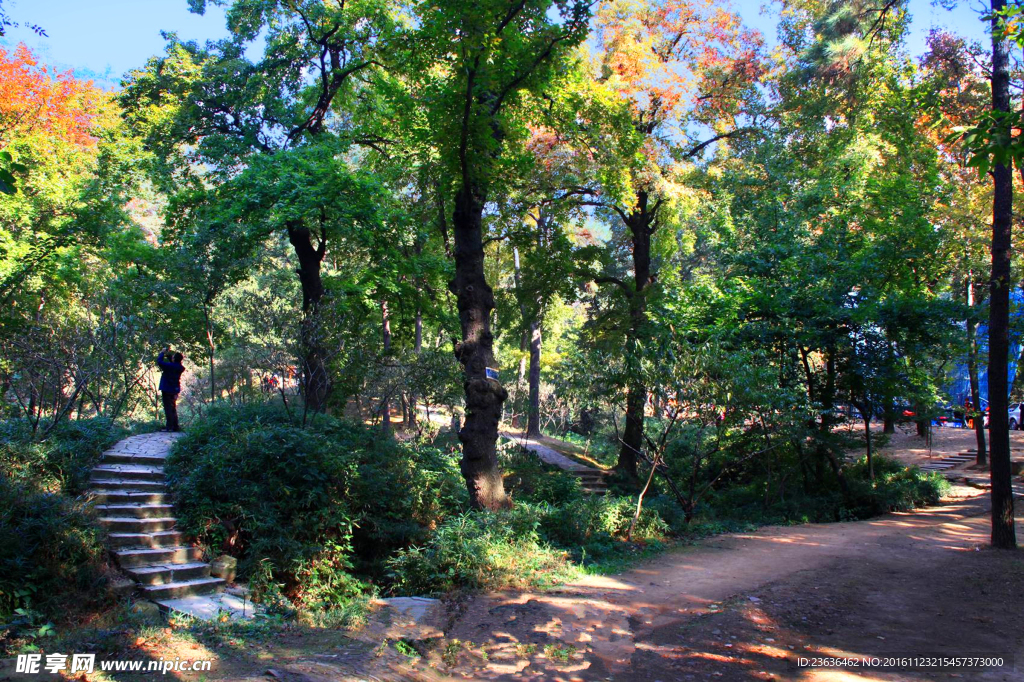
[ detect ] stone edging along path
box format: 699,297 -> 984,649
88,432 -> 253,620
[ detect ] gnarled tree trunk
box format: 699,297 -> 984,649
618,192 -> 655,480
450,186 -> 509,510
288,222 -> 330,415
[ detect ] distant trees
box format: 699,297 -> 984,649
120,0 -> 397,414
2,0 -> 1020,542
561,0 -> 765,479
403,0 -> 590,509
0,43 -> 153,432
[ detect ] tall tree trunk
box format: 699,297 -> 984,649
381,300 -> 392,437
967,277 -> 988,465
527,319 -> 542,438
202,302 -> 216,402
618,192 -> 655,480
915,401 -> 928,438
864,413 -> 874,481
288,223 -> 330,414
987,0 -> 1017,549
818,346 -> 847,495
512,246 -> 529,424
408,308 -> 422,428
450,186 -> 509,510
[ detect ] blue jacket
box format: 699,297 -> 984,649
156,351 -> 185,393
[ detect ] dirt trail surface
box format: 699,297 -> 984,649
169,486 -> 1024,682
414,489 -> 1024,682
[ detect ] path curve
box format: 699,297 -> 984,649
422,489 -> 1024,681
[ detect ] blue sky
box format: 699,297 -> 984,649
0,0 -> 992,90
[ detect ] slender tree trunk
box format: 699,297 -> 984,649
288,222 -> 331,414
818,347 -> 847,495
512,246 -> 529,427
915,401 -> 928,438
864,414 -> 874,481
450,185 -> 509,510
967,276 -> 988,465
409,308 -> 422,428
381,300 -> 392,437
202,303 -> 216,402
618,193 -> 655,480
527,319 -> 542,438
987,0 -> 1017,548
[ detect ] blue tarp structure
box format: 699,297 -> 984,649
946,289 -> 1024,407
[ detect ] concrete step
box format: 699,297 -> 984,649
94,504 -> 174,519
90,490 -> 168,505
89,479 -> 167,492
101,452 -> 168,466
98,516 -> 177,533
114,546 -> 203,568
143,577 -> 225,600
91,464 -> 165,483
107,530 -> 184,549
126,562 -> 211,586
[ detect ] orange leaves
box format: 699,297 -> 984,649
0,43 -> 107,151
594,0 -> 765,126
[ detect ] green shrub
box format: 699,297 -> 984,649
702,454 -> 951,524
843,455 -> 951,518
0,417 -> 126,495
500,445 -> 585,505
166,403 -> 467,608
385,505 -> 572,594
0,478 -> 110,629
537,495 -> 669,562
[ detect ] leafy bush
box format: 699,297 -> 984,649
500,444 -> 585,505
385,505 -> 572,594
0,417 -> 126,495
537,495 -> 668,555
843,455 -> 951,517
166,403 -> 467,608
703,454 -> 951,524
0,478 -> 110,629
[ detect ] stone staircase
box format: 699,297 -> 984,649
89,433 -> 225,602
502,432 -> 610,495
917,448 -> 1024,500
918,452 -> 977,473
570,468 -> 609,495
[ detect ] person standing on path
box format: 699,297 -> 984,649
156,346 -> 185,432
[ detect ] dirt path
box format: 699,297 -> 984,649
100,486 -> 1024,682
367,486 -> 1024,682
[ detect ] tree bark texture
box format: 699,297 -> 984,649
987,0 -> 1017,548
618,192 -> 655,480
967,278 -> 987,465
450,186 -> 509,510
381,300 -> 392,437
527,319 -> 542,438
288,223 -> 331,414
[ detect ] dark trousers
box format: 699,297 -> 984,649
161,391 -> 179,431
